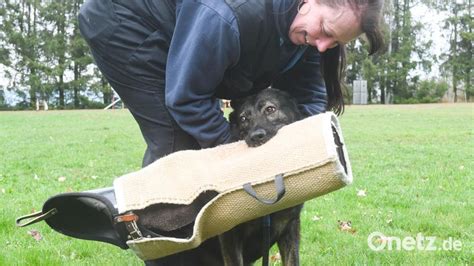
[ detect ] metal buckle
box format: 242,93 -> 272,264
114,212 -> 143,240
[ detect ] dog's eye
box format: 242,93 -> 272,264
265,106 -> 276,114
240,115 -> 247,123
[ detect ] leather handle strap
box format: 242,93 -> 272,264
243,174 -> 286,205
16,208 -> 58,227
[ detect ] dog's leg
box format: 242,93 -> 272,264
277,216 -> 301,266
219,229 -> 244,266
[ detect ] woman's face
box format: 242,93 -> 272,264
289,0 -> 362,52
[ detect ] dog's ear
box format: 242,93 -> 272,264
229,107 -> 237,122
228,100 -> 244,141
230,98 -> 244,111
228,110 -> 241,142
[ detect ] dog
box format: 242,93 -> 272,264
137,88 -> 304,265
219,88 -> 304,266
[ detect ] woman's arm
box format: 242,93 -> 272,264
165,2 -> 240,148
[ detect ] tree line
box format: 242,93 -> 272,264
346,0 -> 472,104
0,0 -> 472,109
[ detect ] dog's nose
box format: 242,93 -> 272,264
250,129 -> 267,143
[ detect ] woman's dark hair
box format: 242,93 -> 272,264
319,0 -> 385,115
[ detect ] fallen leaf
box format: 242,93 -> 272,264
91,175 -> 98,180
338,220 -> 357,234
312,215 -> 322,221
338,220 -> 352,230
357,189 -> 367,197
28,230 -> 43,241
58,176 -> 66,182
270,252 -> 281,263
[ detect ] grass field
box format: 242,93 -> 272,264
0,104 -> 472,265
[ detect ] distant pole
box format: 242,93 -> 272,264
104,98 -> 122,110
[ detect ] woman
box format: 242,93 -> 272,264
79,0 -> 384,265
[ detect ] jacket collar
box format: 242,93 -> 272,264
273,0 -> 299,44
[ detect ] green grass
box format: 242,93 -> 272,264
1,104 -> 473,265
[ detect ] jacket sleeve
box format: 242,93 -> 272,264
272,48 -> 327,117
165,2 -> 240,148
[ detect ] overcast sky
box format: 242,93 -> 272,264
411,4 -> 449,78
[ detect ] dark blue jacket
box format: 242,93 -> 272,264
81,0 -> 327,148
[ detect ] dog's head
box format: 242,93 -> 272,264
229,88 -> 302,147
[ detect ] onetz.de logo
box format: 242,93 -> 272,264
368,232 -> 463,252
